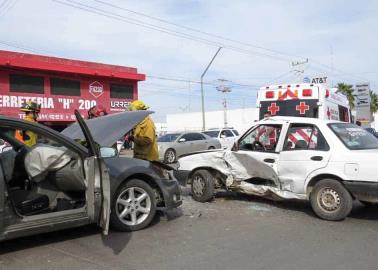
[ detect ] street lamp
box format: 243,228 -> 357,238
200,47 -> 222,131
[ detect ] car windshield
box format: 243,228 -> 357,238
329,123 -> 378,150
158,133 -> 181,142
203,131 -> 219,138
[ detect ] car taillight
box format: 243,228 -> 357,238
302,89 -> 312,97
325,89 -> 330,98
266,91 -> 274,98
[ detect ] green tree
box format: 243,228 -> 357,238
337,83 -> 355,109
370,90 -> 378,113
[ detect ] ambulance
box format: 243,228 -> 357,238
257,83 -> 351,122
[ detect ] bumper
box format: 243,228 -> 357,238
173,170 -> 190,186
344,181 -> 378,201
155,177 -> 182,210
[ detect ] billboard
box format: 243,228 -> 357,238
354,83 -> 371,126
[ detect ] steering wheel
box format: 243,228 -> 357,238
251,141 -> 266,151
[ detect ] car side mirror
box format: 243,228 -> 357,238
220,135 -> 226,138
178,138 -> 186,143
100,147 -> 118,158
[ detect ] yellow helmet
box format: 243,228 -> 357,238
129,100 -> 149,111
20,101 -> 41,113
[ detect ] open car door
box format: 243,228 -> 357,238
74,110 -> 111,235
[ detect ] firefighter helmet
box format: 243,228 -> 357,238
129,100 -> 149,111
20,101 -> 41,113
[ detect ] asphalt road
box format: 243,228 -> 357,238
1,188 -> 378,270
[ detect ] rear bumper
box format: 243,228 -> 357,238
155,177 -> 182,211
344,181 -> 378,201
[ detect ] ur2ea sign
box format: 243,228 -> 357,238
89,81 -> 104,98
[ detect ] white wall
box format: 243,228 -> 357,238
166,108 -> 259,133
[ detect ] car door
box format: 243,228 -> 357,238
74,110 -> 111,235
0,163 -> 4,231
191,133 -> 208,151
231,124 -> 284,186
278,123 -> 331,194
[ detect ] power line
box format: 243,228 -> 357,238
51,0 -> 293,62
0,39 -> 261,91
0,0 -> 9,11
0,0 -> 17,18
90,0 -> 306,61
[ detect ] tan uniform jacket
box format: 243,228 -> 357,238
132,116 -> 159,161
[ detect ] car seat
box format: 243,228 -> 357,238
0,151 -> 49,215
294,140 -> 308,150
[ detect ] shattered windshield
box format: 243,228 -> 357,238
329,123 -> 378,150
203,131 -> 219,138
158,133 -> 181,142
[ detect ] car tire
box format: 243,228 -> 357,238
164,149 -> 176,164
208,146 -> 215,150
310,179 -> 353,221
191,169 -> 215,202
110,179 -> 157,231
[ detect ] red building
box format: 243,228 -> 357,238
0,50 -> 145,129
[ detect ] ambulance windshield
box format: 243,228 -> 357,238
329,123 -> 378,150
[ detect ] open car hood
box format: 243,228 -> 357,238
61,111 -> 152,147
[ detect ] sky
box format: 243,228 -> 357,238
0,0 -> 377,122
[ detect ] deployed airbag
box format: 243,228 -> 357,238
24,144 -> 72,181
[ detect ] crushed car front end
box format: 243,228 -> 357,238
104,157 -> 182,211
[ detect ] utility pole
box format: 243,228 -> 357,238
201,47 -> 222,131
216,79 -> 232,128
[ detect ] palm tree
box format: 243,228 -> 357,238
370,90 -> 378,114
337,83 -> 355,109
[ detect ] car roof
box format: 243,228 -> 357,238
260,116 -> 342,125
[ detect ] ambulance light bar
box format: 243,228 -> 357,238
302,89 -> 312,97
265,91 -> 274,98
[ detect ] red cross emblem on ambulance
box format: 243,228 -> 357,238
268,103 -> 280,115
296,101 -> 310,115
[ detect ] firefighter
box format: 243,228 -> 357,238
88,105 -> 108,119
17,101 -> 41,147
127,100 -> 159,161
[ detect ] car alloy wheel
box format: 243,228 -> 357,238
116,187 -> 152,226
165,149 -> 176,163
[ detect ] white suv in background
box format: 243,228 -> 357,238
203,128 -> 239,149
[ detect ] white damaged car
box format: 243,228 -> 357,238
177,116 -> 378,221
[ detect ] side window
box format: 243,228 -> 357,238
239,125 -> 282,152
232,130 -> 239,136
283,124 -> 329,151
193,133 -> 205,140
221,129 -> 234,137
181,134 -> 194,142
